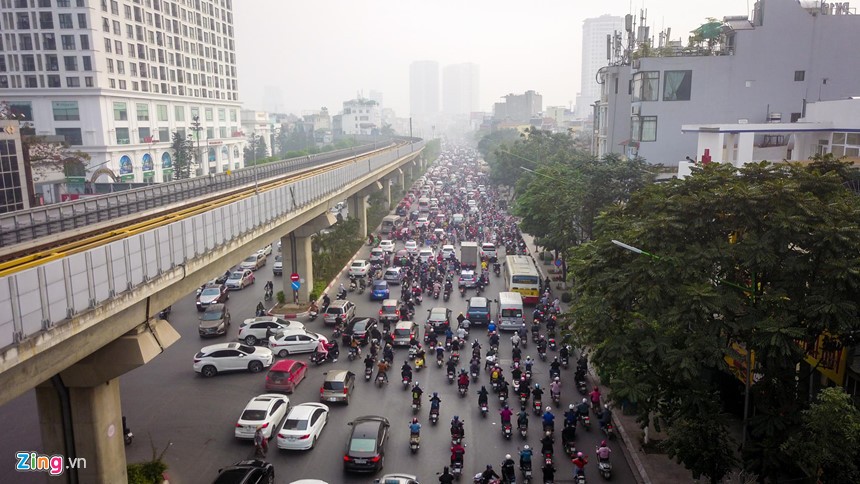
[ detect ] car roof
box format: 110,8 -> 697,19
324,369 -> 353,382
200,342 -> 240,353
246,394 -> 287,410
269,359 -> 303,371
352,259 -> 367,264
395,321 -> 416,328
429,307 -> 448,315
205,303 -> 226,311
350,415 -> 389,434
287,403 -> 328,420
329,300 -> 350,308
382,299 -> 398,306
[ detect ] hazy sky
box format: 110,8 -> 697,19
234,0 -> 752,115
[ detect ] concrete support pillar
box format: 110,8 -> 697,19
736,132 -> 756,167
384,179 -> 392,210
398,168 -> 405,189
281,233 -> 313,303
697,132 -> 726,164
348,193 -> 368,237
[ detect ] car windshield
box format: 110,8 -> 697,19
349,437 -> 377,453
240,410 -> 267,421
395,328 -> 411,336
502,308 -> 523,318
275,256 -> 282,262
239,344 -> 256,353
352,320 -> 369,332
201,288 -> 221,297
202,310 -> 224,321
244,256 -> 257,263
230,272 -> 243,279
282,418 -> 308,431
352,262 -> 363,268
373,284 -> 387,291
324,380 -> 344,390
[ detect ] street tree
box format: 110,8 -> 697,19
170,131 -> 195,179
568,158 -> 860,480
662,397 -> 739,484
243,133 -> 268,166
782,386 -> 860,483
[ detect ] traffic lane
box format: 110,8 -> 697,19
0,391 -> 45,484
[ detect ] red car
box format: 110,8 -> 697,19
265,359 -> 307,393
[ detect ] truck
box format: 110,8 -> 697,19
460,241 -> 479,269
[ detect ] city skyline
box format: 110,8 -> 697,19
234,0 -> 752,115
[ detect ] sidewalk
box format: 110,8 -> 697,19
520,231 -> 695,484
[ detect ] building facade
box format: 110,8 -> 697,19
575,14 -> 623,119
493,90 -> 542,123
409,60 -> 439,120
0,120 -> 30,213
442,62 -> 479,117
595,0 -> 860,165
240,109 -> 270,157
0,0 -> 244,184
340,98 -> 380,136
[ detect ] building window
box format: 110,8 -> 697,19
205,108 -> 213,121
40,12 -> 54,29
631,115 -> 657,142
206,127 -> 214,139
138,127 -> 150,141
632,71 -> 659,102
80,35 -> 90,50
175,105 -> 185,121
47,75 -> 61,87
118,79 -> 126,90
663,70 -> 692,101
82,56 -> 92,71
790,112 -> 802,123
8,102 -> 33,121
157,127 -> 170,142
219,126 -> 226,138
22,55 -> 36,72
106,58 -> 114,73
66,77 -> 80,87
136,103 -> 149,121
58,14 -> 74,29
61,35 -> 76,50
830,132 -> 860,158
77,13 -> 88,29
64,56 -> 78,71
43,34 -> 57,50
218,108 -> 225,122
156,104 -> 168,121
25,76 -> 39,88
55,128 -> 83,145
58,0 -> 71,6
0,139 -> 24,213
115,127 -> 130,144
113,102 -> 127,121
45,55 -> 59,71
52,101 -> 80,121
116,60 -> 125,74
84,76 -> 93,87
794,70 -> 805,82
104,38 -> 112,53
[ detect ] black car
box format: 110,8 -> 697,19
213,460 -> 274,484
347,317 -> 379,345
409,209 -> 420,221
343,416 -> 390,473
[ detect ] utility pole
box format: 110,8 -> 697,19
191,115 -> 203,175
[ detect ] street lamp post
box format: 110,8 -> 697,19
611,238 -> 754,449
190,115 -> 203,176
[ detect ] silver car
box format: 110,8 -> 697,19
198,304 -> 231,337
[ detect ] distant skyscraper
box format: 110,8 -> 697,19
369,90 -> 384,108
409,61 -> 440,119
576,14 -> 624,119
443,63 -> 480,116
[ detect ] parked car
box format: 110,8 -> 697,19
370,280 -> 389,301
234,394 -> 290,439
320,370 -> 356,405
196,283 -> 229,311
376,474 -> 419,484
276,403 -> 329,451
238,317 -> 304,345
198,304 -> 231,337
349,260 -> 371,277
265,359 -> 308,393
383,267 -> 402,285
323,300 -> 356,325
240,252 -> 266,271
226,269 -> 255,290
213,460 -> 274,484
378,239 -> 395,253
343,415 -> 390,473
268,329 -> 323,357
347,317 -> 379,344
193,343 -> 273,378
273,255 -> 283,275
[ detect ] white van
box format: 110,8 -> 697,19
418,197 -> 430,212
497,292 -> 525,331
380,215 -> 400,234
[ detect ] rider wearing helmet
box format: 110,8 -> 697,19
572,451 -> 589,476
519,444 -> 533,469
430,391 -> 442,410
409,417 -> 421,436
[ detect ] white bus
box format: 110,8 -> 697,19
504,255 -> 540,304
497,292 -> 525,331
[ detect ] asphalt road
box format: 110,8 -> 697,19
0,237 -> 636,484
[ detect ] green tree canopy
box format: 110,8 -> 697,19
569,158 -> 860,479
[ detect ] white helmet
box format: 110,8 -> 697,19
545,406 -> 551,412
569,404 -> 575,410
583,398 -> 588,403
524,445 -> 530,450
505,454 -> 511,460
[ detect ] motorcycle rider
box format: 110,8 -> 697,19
450,416 -> 465,439
501,454 -> 516,481
540,433 -> 554,455
376,359 -> 390,382
559,344 -> 570,362
430,392 -> 442,412
364,354 -> 375,372
511,364 -> 523,382
409,417 -> 421,437
598,404 -> 614,431
469,358 -> 481,377
542,407 -> 555,431
411,382 -> 423,406
499,404 -> 513,427
511,332 -> 521,349
519,444 -> 533,469
577,398 -> 590,424
264,280 -> 274,298
524,355 -> 534,373
450,441 -> 466,466
542,462 -> 556,483
457,369 -> 470,389
255,301 -> 266,317
479,465 -> 500,484
565,404 -> 578,430
572,452 -> 589,477
438,466 -> 455,484
590,387 -> 602,412
383,343 -> 395,363
446,357 -> 457,376
511,345 -> 522,362
517,409 -> 529,429
532,383 -> 544,404
477,385 -> 489,408
550,357 -> 561,379
596,440 -> 612,463
550,378 -> 562,401
498,376 -> 510,400
487,320 -> 497,333
401,361 -> 413,381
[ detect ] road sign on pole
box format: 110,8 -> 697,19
291,281 -> 301,291
290,273 -> 300,283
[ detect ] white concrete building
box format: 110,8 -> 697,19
341,98 -> 380,136
0,0 -> 243,183
240,110 -> 270,157
443,62 -> 479,117
575,14 -> 624,119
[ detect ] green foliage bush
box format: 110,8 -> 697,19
127,461 -> 167,484
276,290 -> 286,304
560,292 -> 572,303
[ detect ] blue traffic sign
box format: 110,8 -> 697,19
554,258 -> 562,267
291,281 -> 301,291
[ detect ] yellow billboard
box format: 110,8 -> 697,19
800,332 -> 848,386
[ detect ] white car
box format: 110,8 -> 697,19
415,217 -> 429,228
378,239 -> 395,253
234,394 -> 290,440
268,329 -> 323,357
418,248 -> 435,264
238,317 -> 305,346
441,244 -> 456,260
225,269 -> 255,290
369,248 -> 385,263
258,244 -> 273,257
480,243 -> 497,260
376,475 -> 419,484
193,342 -> 273,378
348,259 -> 371,277
404,240 -> 419,255
240,252 -> 266,271
276,403 -> 329,450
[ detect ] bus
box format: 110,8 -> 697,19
504,255 -> 540,304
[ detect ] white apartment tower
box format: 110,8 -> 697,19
442,62 -> 479,117
575,14 -> 624,119
0,0 -> 243,183
409,60 -> 439,120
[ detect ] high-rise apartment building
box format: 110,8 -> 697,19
493,90 -> 542,123
409,60 -> 439,119
0,120 -> 30,213
575,14 -> 624,119
0,0 -> 243,184
442,62 -> 479,116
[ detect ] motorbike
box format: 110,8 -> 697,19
576,380 -> 588,395
451,352 -> 460,366
520,463 -> 532,483
122,416 -> 133,445
411,398 -> 421,414
310,349 -> 337,366
476,283 -> 483,296
447,369 -> 456,384
437,354 -> 445,368
348,346 -> 359,361
494,263 -> 501,277
533,400 -> 542,416
158,306 -> 171,320
548,338 -> 557,351
415,356 -> 425,371
544,452 -> 554,468
409,433 -> 420,453
519,422 -> 528,438
503,422 -> 512,439
365,366 -> 373,381
598,457 -> 612,479
480,402 -> 489,418
337,289 -> 347,300
603,422 -> 616,440
520,394 -> 528,410
459,383 -> 468,397
551,392 -> 561,407
358,279 -> 366,295
574,474 -> 587,484
451,460 -> 463,479
430,407 -> 439,424
538,348 -> 547,361
459,285 -> 466,297
348,278 -> 357,292
531,326 -> 540,343
471,369 -> 479,382
402,374 -> 412,389
308,309 -> 318,321
581,414 -> 591,430
409,345 -> 418,360
264,286 -> 273,301
433,288 -> 440,299
376,373 -> 386,387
